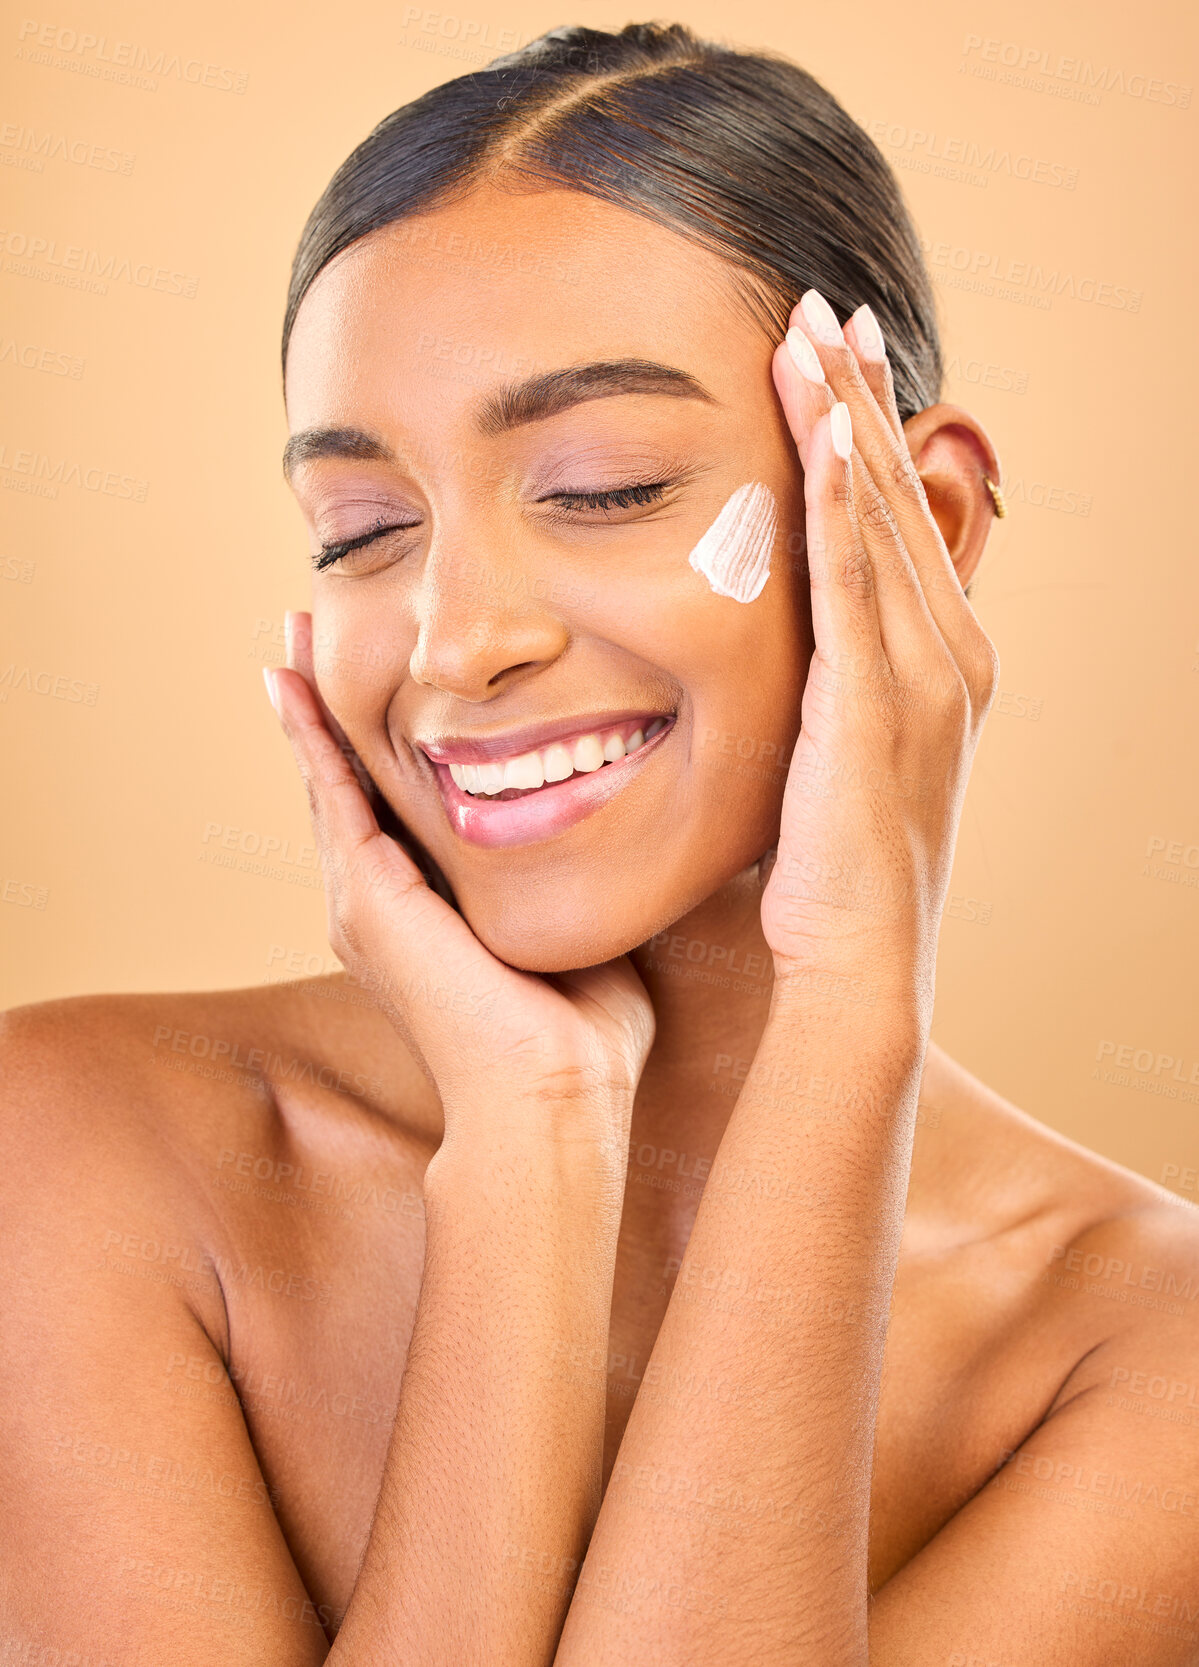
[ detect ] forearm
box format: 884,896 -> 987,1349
332,1110 -> 626,1667
555,975 -> 926,1667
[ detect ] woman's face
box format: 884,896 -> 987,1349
284,182 -> 812,971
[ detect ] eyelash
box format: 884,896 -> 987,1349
312,520 -> 416,572
312,481 -> 673,571
545,481 -> 672,513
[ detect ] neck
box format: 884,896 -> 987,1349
626,861 -> 777,1171
626,863 -> 951,1174
315,861 -> 950,1174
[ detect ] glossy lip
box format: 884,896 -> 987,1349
429,716 -> 677,849
417,707 -> 671,767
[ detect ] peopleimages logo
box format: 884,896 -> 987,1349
0,337 -> 84,378
15,19 -> 250,94
866,119 -> 1079,190
0,229 -> 198,298
0,122 -> 135,175
0,442 -> 148,501
918,237 -> 1142,313
959,34 -> 1191,109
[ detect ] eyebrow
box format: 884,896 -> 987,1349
282,358 -> 717,477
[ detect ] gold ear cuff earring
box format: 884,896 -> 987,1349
983,475 -> 1007,518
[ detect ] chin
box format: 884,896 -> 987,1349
449,854 -> 759,975
456,885 -> 648,973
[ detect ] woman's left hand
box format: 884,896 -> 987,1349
759,292 -> 1000,1008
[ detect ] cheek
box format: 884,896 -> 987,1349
310,589 -> 411,728
687,482 -> 778,604
682,561 -> 809,807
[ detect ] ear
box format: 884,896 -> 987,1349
901,402 -> 1002,590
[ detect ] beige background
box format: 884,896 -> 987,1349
2,0 -> 1195,1193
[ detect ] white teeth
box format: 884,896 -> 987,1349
542,743 -> 574,783
572,734 -> 605,773
448,719 -> 669,797
503,751 -> 545,791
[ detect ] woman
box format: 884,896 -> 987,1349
4,20 -> 1197,1665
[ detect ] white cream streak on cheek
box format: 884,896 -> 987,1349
687,482 -> 778,604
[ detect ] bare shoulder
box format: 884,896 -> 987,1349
0,976 -> 437,1158
0,986 -> 284,1348
872,1045 -> 1199,1651
912,1039 -> 1185,1247
0,986 -> 384,1662
0,980 -> 439,1334
0,984 -> 257,1193
0,980 -> 348,1175
910,1039 -> 1199,1388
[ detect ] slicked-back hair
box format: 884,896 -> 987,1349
283,22 -> 942,422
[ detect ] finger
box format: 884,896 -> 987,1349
789,322 -> 938,677
283,611 -> 457,905
266,662 -> 387,858
286,611 -> 343,736
773,308 -> 834,452
781,304 -> 935,674
285,610 -> 382,801
787,291 -> 980,659
842,307 -> 904,443
774,364 -> 884,672
265,665 -> 505,1081
789,294 -> 946,612
265,663 -> 477,1012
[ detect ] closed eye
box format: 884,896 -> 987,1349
543,481 -> 672,514
312,480 -> 676,571
312,521 -> 416,572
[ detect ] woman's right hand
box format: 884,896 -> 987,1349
264,611 -> 654,1169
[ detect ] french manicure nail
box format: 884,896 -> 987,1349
263,666 -> 281,714
830,402 -> 853,460
852,303 -> 886,362
785,326 -> 826,384
800,288 -> 844,347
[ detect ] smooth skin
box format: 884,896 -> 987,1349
2,182 -> 1198,1665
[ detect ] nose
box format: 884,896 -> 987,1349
407,534 -> 571,701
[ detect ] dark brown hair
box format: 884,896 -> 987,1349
283,22 -> 942,420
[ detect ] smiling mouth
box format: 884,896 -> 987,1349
447,716 -> 670,801
416,708 -> 678,849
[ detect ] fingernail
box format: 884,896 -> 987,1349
800,288 -> 844,347
784,327 -> 826,384
263,666 -> 281,715
284,611 -> 297,664
852,303 -> 886,362
830,402 -> 853,460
